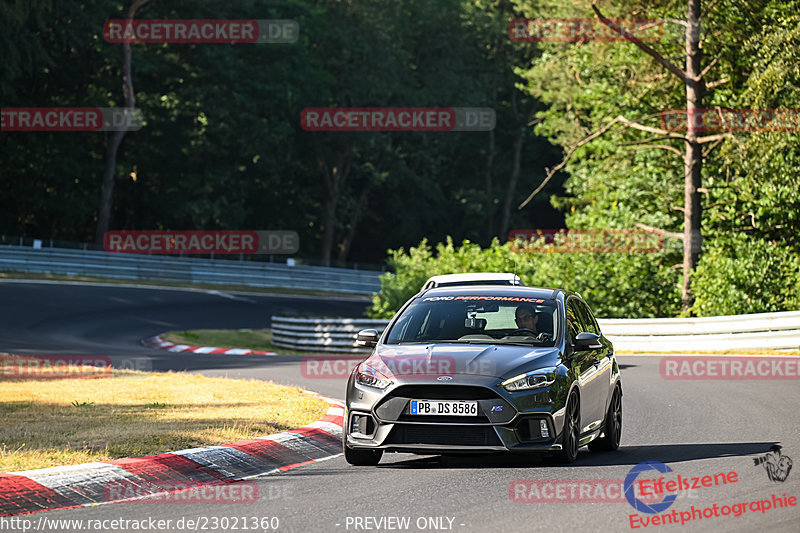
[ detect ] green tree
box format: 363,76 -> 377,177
369,237 -> 680,319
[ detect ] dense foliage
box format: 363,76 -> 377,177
368,238 -> 681,319
691,234 -> 800,316
2,0 -> 798,316
0,0 -> 562,265
370,0 -> 800,318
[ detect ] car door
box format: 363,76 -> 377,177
576,299 -> 613,424
565,298 -> 604,435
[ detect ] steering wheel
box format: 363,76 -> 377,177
508,329 -> 550,342
508,328 -> 538,336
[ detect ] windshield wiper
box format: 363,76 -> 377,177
495,341 -> 550,347
393,340 -> 549,346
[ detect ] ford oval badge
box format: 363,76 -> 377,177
437,376 -> 453,381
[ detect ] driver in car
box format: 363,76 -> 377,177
514,304 -> 539,331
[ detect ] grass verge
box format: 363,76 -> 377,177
0,369 -> 328,472
162,329 -> 311,355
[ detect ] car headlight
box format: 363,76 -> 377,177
355,364 -> 393,390
501,367 -> 556,392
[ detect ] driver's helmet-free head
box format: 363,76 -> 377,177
514,305 -> 537,328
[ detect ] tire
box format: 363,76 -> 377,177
553,391 -> 580,464
343,441 -> 383,466
588,384 -> 622,452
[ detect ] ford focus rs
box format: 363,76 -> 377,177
343,285 -> 621,465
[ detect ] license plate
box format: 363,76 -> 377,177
409,400 -> 478,416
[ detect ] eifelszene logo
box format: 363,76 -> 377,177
624,461 -> 678,514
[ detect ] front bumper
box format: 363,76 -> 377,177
344,376 -> 569,454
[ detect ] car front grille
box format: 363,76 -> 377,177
375,385 -> 514,425
385,424 -> 503,446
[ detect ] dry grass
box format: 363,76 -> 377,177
163,329 -> 309,355
0,369 -> 328,472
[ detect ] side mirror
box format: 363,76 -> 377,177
574,332 -> 603,350
356,329 -> 379,348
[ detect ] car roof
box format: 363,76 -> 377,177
425,272 -> 521,283
420,284 -> 561,301
422,272 -> 523,289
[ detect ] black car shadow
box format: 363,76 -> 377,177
377,442 -> 779,469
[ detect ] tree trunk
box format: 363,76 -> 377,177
337,182 -> 370,262
500,130 -> 523,240
484,129 -> 495,243
313,134 -> 350,266
320,193 -> 338,266
95,0 -> 151,248
681,0 -> 704,311
319,164 -> 344,267
96,131 -> 126,247
500,89 -> 524,240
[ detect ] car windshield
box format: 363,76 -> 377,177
385,296 -> 558,346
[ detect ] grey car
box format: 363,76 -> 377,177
343,285 -> 621,465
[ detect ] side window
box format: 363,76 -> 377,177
386,305 -> 422,343
566,299 -> 581,345
577,300 -> 600,335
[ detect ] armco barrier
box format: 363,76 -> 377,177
600,311 -> 800,351
271,317 -> 389,353
0,245 -> 381,294
270,311 -> 800,353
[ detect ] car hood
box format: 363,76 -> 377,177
368,343 -> 561,379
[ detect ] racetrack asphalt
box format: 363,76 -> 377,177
1,280 -> 798,533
